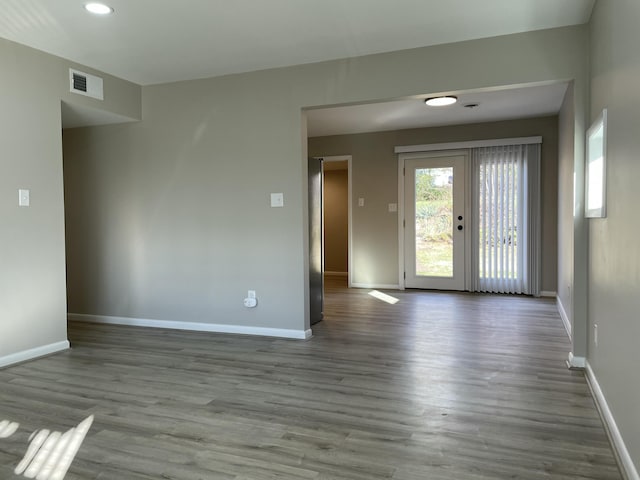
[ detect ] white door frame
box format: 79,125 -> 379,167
398,150 -> 471,290
320,155 -> 353,287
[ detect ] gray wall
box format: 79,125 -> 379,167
323,170 -> 348,273
0,37 -> 140,364
62,26 -> 588,335
557,84 -> 575,332
588,0 -> 640,472
309,117 -> 559,291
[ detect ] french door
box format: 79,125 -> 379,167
403,152 -> 467,290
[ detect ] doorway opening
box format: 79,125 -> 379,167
322,157 -> 351,283
307,155 -> 352,325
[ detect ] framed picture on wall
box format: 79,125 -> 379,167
585,108 -> 607,218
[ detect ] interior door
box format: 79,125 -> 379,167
308,157 -> 324,325
404,153 -> 466,290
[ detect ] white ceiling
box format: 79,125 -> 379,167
1,1 -> 591,131
306,82 -> 569,137
1,0 -> 594,86
61,101 -> 138,128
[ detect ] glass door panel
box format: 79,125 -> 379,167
415,167 -> 454,277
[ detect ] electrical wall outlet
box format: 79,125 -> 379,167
244,290 -> 257,308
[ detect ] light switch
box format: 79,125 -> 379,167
388,203 -> 397,212
270,193 -> 284,207
358,197 -> 365,207
18,189 -> 30,207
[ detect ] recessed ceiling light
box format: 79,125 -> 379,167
425,96 -> 458,107
84,3 -> 114,15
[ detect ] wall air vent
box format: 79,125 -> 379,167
72,73 -> 87,92
69,68 -> 104,100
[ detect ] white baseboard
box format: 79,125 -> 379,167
350,283 -> 400,290
586,362 -> 640,480
557,296 -> 572,339
0,341 -> 70,369
540,290 -> 557,298
68,313 -> 312,340
324,271 -> 348,277
566,352 -> 585,369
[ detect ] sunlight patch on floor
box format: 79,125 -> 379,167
368,290 -> 399,304
0,419 -> 19,438
11,415 -> 93,480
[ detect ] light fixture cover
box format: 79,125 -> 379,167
425,96 -> 458,107
85,3 -> 114,14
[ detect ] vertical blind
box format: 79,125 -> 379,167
471,144 -> 540,295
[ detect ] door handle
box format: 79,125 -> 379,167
458,215 -> 463,221
457,225 -> 463,231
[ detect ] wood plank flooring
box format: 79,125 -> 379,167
0,279 -> 621,479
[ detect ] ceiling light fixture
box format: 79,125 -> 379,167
84,3 -> 114,15
425,96 -> 457,107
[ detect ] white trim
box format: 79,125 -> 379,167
464,149 -> 473,291
398,153 -> 405,289
586,361 -> 640,480
399,149 -> 470,162
68,314 -> 312,340
539,291 -> 557,298
557,296 -> 572,339
324,271 -> 348,277
399,150 -> 469,291
0,341 -> 70,368
394,136 -> 543,154
350,283 -> 400,290
319,155 -> 351,162
585,109 -> 608,218
566,352 -> 586,369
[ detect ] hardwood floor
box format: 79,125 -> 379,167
0,279 -> 621,479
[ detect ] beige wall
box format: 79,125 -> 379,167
309,116 -> 559,291
0,37 -> 140,366
323,169 -> 348,273
588,0 -> 640,474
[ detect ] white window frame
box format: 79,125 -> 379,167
585,109 -> 607,218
